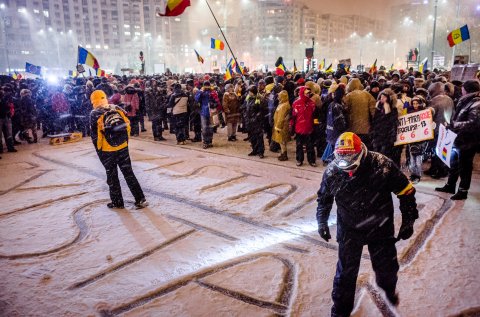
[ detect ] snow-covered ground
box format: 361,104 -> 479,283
1,125 -> 479,317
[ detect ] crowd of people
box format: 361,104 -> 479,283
1,66 -> 479,199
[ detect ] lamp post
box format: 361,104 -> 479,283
431,0 -> 439,66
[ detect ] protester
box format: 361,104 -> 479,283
89,89 -> 148,209
243,85 -> 265,158
317,132 -> 418,316
435,80 -> 480,200
222,83 -> 242,141
272,90 -> 291,161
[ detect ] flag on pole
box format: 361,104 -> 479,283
319,58 -> 325,70
78,46 -> 100,70
293,60 -> 298,73
369,59 -> 377,74
68,70 -> 78,77
231,59 -> 244,74
224,58 -> 235,80
447,25 -> 470,47
325,63 -> 333,73
156,0 -> 191,17
97,68 -> 106,77
389,63 -> 395,71
194,49 -> 204,64
275,56 -> 286,76
25,62 -> 42,76
210,38 -> 225,50
419,57 -> 428,73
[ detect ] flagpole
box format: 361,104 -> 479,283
205,0 -> 244,79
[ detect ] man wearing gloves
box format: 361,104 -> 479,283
316,132 -> 418,317
90,90 -> 148,210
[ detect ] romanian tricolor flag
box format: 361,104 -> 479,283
97,68 -> 106,77
194,49 -> 204,64
441,147 -> 448,160
447,25 -> 470,47
345,65 -> 351,74
319,58 -> 325,70
68,70 -> 78,77
419,57 -> 428,73
231,59 -> 244,75
78,46 -> 100,70
369,59 -> 377,74
211,38 -> 225,51
275,56 -> 286,76
157,0 -> 191,17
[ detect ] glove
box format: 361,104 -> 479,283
318,223 -> 331,242
397,220 -> 414,240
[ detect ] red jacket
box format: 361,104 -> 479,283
290,86 -> 315,135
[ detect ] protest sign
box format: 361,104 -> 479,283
436,123 -> 457,168
394,109 -> 434,146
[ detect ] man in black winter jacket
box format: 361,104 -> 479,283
436,80 -> 480,200
316,132 -> 418,317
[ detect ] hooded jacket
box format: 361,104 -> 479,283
450,91 -> 480,150
222,90 -> 242,123
371,89 -> 399,155
290,86 -> 316,135
123,86 -> 140,117
272,91 -> 291,144
428,82 -> 453,132
344,78 -> 376,135
90,105 -> 131,152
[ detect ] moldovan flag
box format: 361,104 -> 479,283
419,57 -> 428,73
78,46 -> 100,70
447,25 -> 470,47
369,59 -> 377,74
194,49 -> 204,64
224,58 -> 234,80
156,0 -> 191,17
211,38 -> 225,50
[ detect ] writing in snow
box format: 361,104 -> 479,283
394,109 -> 434,146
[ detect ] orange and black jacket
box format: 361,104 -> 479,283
90,105 -> 131,152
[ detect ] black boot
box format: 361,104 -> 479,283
451,190 -> 468,200
435,184 -> 456,194
278,152 -> 288,161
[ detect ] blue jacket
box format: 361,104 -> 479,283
195,89 -> 215,118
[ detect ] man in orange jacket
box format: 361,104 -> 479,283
90,90 -> 148,209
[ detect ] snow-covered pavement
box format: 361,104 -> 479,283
1,127 -> 479,316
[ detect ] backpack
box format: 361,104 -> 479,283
101,108 -> 128,147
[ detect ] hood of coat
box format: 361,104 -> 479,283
298,86 -> 311,102
428,82 -> 445,98
278,90 -> 289,104
378,88 -> 398,109
346,78 -> 364,93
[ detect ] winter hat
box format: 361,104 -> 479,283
296,78 -> 305,85
90,90 -> 109,108
276,76 -> 285,84
412,95 -> 426,106
203,81 -> 211,87
369,81 -> 380,89
20,89 -> 32,97
264,76 -> 274,85
462,80 -> 480,94
224,83 -> 233,91
414,87 -> 429,99
248,85 -> 258,95
334,83 -> 346,102
378,76 -> 387,83
335,132 -> 362,155
322,79 -> 332,89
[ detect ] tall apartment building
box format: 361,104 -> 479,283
0,0 -> 191,74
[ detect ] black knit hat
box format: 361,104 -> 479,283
462,80 -> 480,94
248,85 -> 258,94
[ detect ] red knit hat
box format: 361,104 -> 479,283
335,132 -> 362,154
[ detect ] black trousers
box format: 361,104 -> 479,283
332,225 -> 399,317
295,133 -> 316,164
98,148 -> 145,206
128,116 -> 139,136
447,147 -> 477,191
151,117 -> 163,138
249,131 -> 264,155
174,113 -> 189,142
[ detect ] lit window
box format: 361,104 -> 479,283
95,44 -> 101,49
124,24 -> 130,28
124,31 -> 130,36
17,7 -> 26,13
134,25 -> 140,29
33,9 -> 40,14
134,31 -> 140,36
43,10 -> 49,17
86,44 -> 91,48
